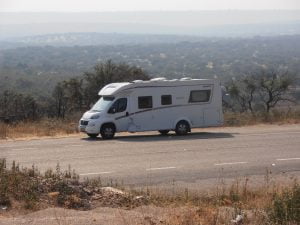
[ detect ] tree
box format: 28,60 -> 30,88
49,60 -> 150,117
227,76 -> 257,113
0,90 -> 39,121
63,78 -> 84,112
258,70 -> 294,113
52,83 -> 67,118
83,60 -> 149,106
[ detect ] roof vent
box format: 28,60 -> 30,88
180,77 -> 192,81
150,77 -> 166,82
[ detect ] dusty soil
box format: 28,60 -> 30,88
0,205 -> 263,225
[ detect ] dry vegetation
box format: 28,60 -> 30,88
0,118 -> 78,139
0,159 -> 299,224
223,109 -> 300,126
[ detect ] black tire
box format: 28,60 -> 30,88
158,130 -> 170,135
87,133 -> 98,138
100,124 -> 115,139
175,120 -> 190,135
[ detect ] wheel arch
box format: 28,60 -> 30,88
100,122 -> 116,131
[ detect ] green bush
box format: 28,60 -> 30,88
269,184 -> 300,224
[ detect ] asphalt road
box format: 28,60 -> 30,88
0,124 -> 299,187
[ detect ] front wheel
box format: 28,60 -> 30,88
100,124 -> 115,139
175,121 -> 190,135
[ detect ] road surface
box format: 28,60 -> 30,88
0,124 -> 299,187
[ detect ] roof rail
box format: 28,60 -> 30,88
150,77 -> 166,82
132,80 -> 144,83
180,77 -> 192,81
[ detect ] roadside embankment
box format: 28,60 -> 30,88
0,159 -> 299,225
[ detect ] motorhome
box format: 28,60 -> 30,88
79,77 -> 223,139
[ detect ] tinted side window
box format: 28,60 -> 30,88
117,98 -> 127,112
189,90 -> 211,103
161,95 -> 172,105
108,98 -> 127,113
138,96 -> 152,109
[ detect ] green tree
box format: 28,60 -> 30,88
63,78 -> 84,112
83,60 -> 149,106
258,70 -> 294,113
227,76 -> 257,113
52,83 -> 67,118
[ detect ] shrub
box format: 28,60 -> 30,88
269,183 -> 300,224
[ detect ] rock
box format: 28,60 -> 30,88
48,192 -> 59,198
0,205 -> 7,210
91,194 -> 102,200
83,187 -> 93,195
231,214 -> 244,224
101,187 -> 126,195
135,196 -> 144,200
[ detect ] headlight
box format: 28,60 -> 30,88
90,114 -> 100,119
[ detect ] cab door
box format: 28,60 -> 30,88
107,98 -> 130,132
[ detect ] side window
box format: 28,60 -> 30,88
117,98 -> 127,112
138,96 -> 152,109
108,98 -> 127,114
189,90 -> 211,103
161,95 -> 172,105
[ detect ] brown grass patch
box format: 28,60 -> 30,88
0,119 -> 78,139
224,109 -> 300,126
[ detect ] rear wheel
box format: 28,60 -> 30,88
100,124 -> 115,139
175,120 -> 190,135
87,133 -> 98,138
158,130 -> 170,135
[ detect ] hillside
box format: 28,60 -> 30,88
0,35 -> 300,98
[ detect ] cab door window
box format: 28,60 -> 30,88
108,98 -> 127,114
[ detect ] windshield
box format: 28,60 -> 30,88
91,96 -> 115,111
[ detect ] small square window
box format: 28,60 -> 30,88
189,90 -> 211,103
161,95 -> 172,105
138,96 -> 153,109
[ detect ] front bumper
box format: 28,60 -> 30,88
78,119 -> 100,134
78,125 -> 87,132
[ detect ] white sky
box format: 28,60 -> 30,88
1,0 -> 300,12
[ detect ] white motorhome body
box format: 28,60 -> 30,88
79,78 -> 223,139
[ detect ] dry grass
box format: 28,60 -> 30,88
0,119 -> 78,139
1,159 -> 299,224
224,109 -> 300,126
131,177 -> 300,225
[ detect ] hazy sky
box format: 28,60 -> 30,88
1,0 -> 300,12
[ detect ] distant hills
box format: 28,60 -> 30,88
1,11 -> 300,97
1,35 -> 300,97
1,21 -> 300,49
0,33 -> 206,49
1,11 -> 300,41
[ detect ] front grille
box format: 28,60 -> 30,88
80,120 -> 88,126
